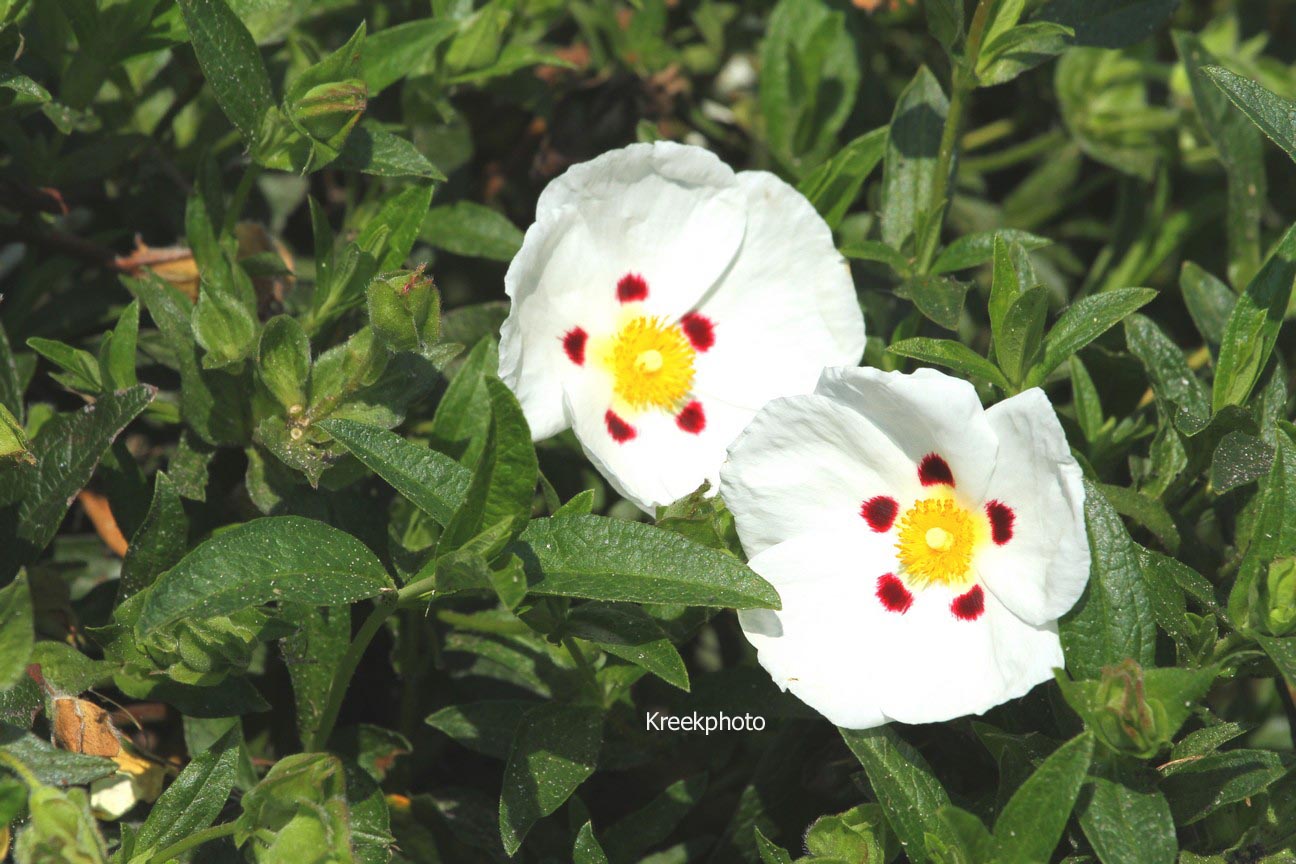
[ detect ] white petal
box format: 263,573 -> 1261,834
721,393 -> 920,559
690,170 -> 866,410
974,388 -> 1090,626
500,213 -> 618,439
564,375 -> 756,513
874,578 -> 1064,726
741,532 -> 1063,730
815,366 -> 999,504
535,142 -> 747,318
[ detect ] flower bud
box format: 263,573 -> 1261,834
291,79 -> 367,146
367,267 -> 441,354
1264,556 -> 1296,635
1094,659 -> 1170,758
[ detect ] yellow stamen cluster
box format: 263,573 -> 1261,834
895,497 -> 977,587
605,316 -> 696,411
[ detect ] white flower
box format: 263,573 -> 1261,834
499,142 -> 866,512
720,366 -> 1090,729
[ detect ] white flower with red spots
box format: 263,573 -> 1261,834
721,366 -> 1090,729
499,142 -> 866,512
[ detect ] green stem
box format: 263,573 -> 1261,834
920,0 -> 995,274
309,573 -> 441,752
222,163 -> 263,236
562,635 -> 602,705
0,751 -> 38,787
148,822 -> 239,863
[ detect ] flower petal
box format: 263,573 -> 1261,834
974,388 -> 1090,626
500,213 -> 619,439
564,376 -> 755,513
741,532 -> 1063,730
534,141 -> 748,318
814,366 -> 999,504
721,393 -> 918,558
691,171 -> 865,411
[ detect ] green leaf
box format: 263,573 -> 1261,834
1209,430 -> 1274,494
1033,0 -> 1179,49
1212,222 -> 1296,411
1161,749 -> 1290,824
1029,288 -> 1158,386
281,603 -> 350,749
896,275 -> 970,331
1180,262 -> 1235,347
1078,776 -> 1177,864
333,121 -> 445,179
574,822 -> 610,864
1257,634 -> 1296,688
136,516 -> 395,637
567,601 -> 689,691
177,0 -> 274,145
997,286 -> 1050,385
754,829 -> 795,864
887,338 -> 1012,389
421,202 -> 524,262
840,240 -> 912,273
977,21 -> 1072,87
1202,66 -> 1296,165
426,700 -> 532,760
27,337 -> 102,393
3,385 -> 154,571
921,0 -> 964,51
498,702 -> 603,855
361,185 -> 436,271
119,473 -> 190,601
103,300 -> 140,389
840,726 -> 953,864
992,733 -> 1094,864
1123,313 -> 1211,420
135,727 -> 240,855
931,229 -> 1051,275
360,19 -> 458,95
439,378 -> 537,553
797,127 -> 888,230
428,337 -> 497,466
758,0 -> 860,173
513,515 -> 780,609
1059,479 -> 1157,678
881,66 -> 948,249
319,419 -> 472,526
193,255 -> 258,369
257,315 -> 311,411
1174,34 -> 1265,286
0,573 -> 33,690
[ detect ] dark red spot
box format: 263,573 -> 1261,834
918,453 -> 955,487
605,410 -> 636,443
985,500 -> 1015,545
951,585 -> 985,621
676,401 -> 706,434
679,312 -> 715,352
860,496 -> 899,532
876,573 -> 913,614
617,273 -> 648,303
562,327 -> 587,365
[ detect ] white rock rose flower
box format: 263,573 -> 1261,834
499,142 -> 866,512
721,366 -> 1090,729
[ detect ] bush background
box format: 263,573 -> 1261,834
1,0 -> 1296,862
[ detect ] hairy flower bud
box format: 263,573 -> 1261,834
292,79 -> 367,145
1094,659 -> 1170,757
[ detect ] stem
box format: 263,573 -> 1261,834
920,0 -> 995,274
308,574 -> 440,752
148,822 -> 238,863
562,636 -> 602,705
0,751 -> 39,786
222,163 -> 263,236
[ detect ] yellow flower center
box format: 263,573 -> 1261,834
895,497 -> 978,587
604,315 -> 696,411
